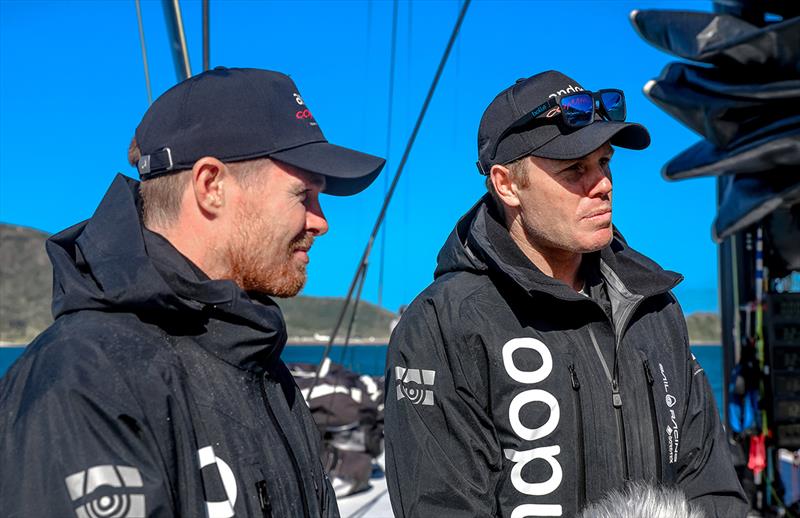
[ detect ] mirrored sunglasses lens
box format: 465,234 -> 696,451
561,94 -> 593,126
600,91 -> 625,121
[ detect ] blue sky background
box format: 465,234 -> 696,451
0,0 -> 721,315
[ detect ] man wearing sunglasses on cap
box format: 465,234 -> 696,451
385,71 -> 747,517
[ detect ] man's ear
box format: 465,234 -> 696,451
191,157 -> 228,216
490,163 -> 521,208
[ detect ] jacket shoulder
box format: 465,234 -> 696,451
0,311 -> 169,422
393,270 -> 500,351
416,270 -> 497,312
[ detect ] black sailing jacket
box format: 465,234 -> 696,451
385,196 -> 747,518
0,175 -> 338,518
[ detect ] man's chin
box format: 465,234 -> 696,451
578,228 -> 614,253
238,266 -> 307,298
262,269 -> 308,298
269,284 -> 305,298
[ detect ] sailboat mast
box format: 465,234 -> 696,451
162,0 -> 192,81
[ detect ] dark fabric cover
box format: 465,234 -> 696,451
766,206 -> 800,273
645,62 -> 800,149
714,169 -> 800,241
385,196 -> 748,518
289,361 -> 383,447
663,130 -> 800,180
289,361 -> 384,497
630,10 -> 800,75
0,174 -> 338,518
712,0 -> 800,24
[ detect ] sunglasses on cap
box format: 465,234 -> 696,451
489,89 -> 627,162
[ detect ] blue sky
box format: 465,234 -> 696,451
0,0 -> 721,315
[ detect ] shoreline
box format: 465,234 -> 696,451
286,338 -> 391,346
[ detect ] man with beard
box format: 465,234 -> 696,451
385,71 -> 747,517
0,67 -> 384,517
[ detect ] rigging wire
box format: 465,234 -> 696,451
453,0 -> 463,147
359,0 -> 373,146
134,0 -> 153,105
340,266 -> 369,368
378,0 -> 400,309
202,0 -> 209,71
318,261 -> 370,432
402,0 -> 413,305
306,0 -> 472,402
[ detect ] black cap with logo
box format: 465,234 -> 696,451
135,67 -> 385,196
477,70 -> 651,174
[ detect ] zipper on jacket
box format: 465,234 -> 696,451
611,378 -> 629,480
643,360 -> 663,482
568,364 -> 587,509
256,480 -> 273,518
260,374 -> 311,518
588,325 -> 629,480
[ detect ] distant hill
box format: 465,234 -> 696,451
0,223 -> 395,344
277,296 -> 396,342
685,312 -> 722,344
0,222 -> 720,345
0,224 -> 53,343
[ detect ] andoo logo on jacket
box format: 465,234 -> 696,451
502,337 -> 563,517
64,465 -> 145,518
395,367 -> 435,406
198,446 -> 238,518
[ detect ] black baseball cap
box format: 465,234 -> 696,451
134,67 -> 385,196
477,70 -> 650,174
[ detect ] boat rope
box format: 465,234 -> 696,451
378,0 -> 399,308
306,0 -> 472,402
134,0 -> 153,105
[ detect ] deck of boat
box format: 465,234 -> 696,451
336,454 -> 394,518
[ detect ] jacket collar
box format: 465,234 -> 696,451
436,195 -> 682,303
47,174 -> 287,373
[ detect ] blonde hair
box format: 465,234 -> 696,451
485,156 -> 531,215
128,137 -> 269,228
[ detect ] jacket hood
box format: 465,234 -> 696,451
46,174 -> 287,372
435,195 -> 682,301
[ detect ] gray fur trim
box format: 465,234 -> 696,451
579,482 -> 706,518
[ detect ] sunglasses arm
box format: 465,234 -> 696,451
488,98 -> 557,161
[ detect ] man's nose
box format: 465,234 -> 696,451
586,166 -> 612,197
307,197 -> 329,236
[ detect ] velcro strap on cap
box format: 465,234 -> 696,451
138,148 -> 174,180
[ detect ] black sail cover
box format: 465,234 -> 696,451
663,130 -> 800,180
631,5 -> 800,246
714,169 -> 800,241
644,62 -> 800,149
630,10 -> 800,74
